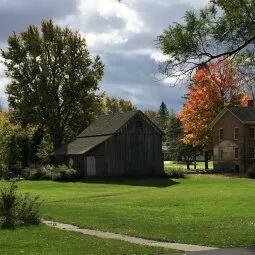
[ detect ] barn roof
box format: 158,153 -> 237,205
77,111 -> 138,137
211,106 -> 255,127
53,110 -> 163,156
53,135 -> 111,155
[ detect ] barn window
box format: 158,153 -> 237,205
136,120 -> 143,129
219,128 -> 224,140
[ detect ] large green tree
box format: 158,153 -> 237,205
2,20 -> 104,149
157,0 -> 255,81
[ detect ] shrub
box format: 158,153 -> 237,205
53,165 -> 76,181
22,166 -> 41,180
247,164 -> 255,179
40,165 -> 54,180
164,166 -> 186,178
16,193 -> 41,225
0,164 -> 8,179
0,182 -> 41,228
21,164 -> 76,181
0,181 -> 17,228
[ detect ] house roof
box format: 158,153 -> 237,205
227,106 -> 255,122
211,106 -> 255,127
53,135 -> 111,155
77,111 -> 138,137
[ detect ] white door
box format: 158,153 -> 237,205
87,156 -> 96,176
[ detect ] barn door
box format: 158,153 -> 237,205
86,156 -> 96,176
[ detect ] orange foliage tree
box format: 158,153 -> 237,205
178,59 -> 248,165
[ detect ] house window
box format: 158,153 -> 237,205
234,148 -> 239,159
250,127 -> 255,139
219,128 -> 224,140
234,127 -> 239,140
136,120 -> 143,129
250,147 -> 255,159
220,150 -> 224,160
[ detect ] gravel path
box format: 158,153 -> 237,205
42,219 -> 218,252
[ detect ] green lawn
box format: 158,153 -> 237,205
0,225 -> 173,255
1,176 -> 255,248
164,161 -> 213,170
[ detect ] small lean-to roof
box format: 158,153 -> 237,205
77,111 -> 138,137
211,106 -> 255,127
53,135 -> 111,155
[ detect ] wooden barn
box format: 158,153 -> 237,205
52,111 -> 164,177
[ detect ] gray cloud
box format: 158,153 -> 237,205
0,0 -> 206,112
0,0 -> 79,41
100,52 -> 186,111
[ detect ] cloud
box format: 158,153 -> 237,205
0,0 -> 79,41
0,0 -> 208,112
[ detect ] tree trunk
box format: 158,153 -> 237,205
194,148 -> 197,170
204,151 -> 209,170
51,127 -> 63,150
186,161 -> 190,170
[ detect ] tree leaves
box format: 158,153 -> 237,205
178,59 -> 248,150
2,20 -> 104,149
157,0 -> 255,81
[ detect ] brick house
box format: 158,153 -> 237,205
211,102 -> 255,173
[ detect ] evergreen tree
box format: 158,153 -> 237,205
158,101 -> 169,131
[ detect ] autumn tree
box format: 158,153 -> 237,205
157,0 -> 255,82
2,20 -> 104,150
178,59 -> 248,169
102,96 -> 137,114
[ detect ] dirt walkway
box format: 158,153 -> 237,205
42,219 -> 218,252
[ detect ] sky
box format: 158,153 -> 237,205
0,0 -> 208,113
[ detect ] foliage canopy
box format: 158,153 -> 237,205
157,0 -> 255,81
178,59 -> 248,151
2,20 -> 104,149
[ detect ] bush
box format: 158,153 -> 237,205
164,166 -> 186,178
16,193 -> 41,225
0,164 -> 8,179
0,181 -> 17,228
52,165 -> 76,182
21,164 -> 76,182
22,167 -> 41,180
247,164 -> 255,179
0,182 -> 41,228
40,165 -> 54,180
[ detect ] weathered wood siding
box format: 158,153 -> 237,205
80,112 -> 163,177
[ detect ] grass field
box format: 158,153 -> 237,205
164,161 -> 214,170
0,225 -> 173,255
0,176 -> 255,248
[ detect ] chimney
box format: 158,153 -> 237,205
248,99 -> 254,107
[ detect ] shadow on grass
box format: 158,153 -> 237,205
81,177 -> 180,188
